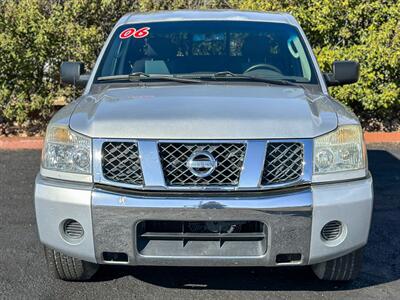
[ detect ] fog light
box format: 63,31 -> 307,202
321,220 -> 343,241
62,219 -> 84,240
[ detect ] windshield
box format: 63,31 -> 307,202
95,21 -> 319,84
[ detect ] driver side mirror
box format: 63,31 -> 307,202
60,62 -> 89,88
324,61 -> 360,87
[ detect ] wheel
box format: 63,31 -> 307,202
44,246 -> 99,281
312,248 -> 363,281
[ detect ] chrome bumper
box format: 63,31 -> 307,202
34,174 -> 373,266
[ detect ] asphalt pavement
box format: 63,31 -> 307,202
0,143 -> 399,299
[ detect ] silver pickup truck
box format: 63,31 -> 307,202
35,10 -> 373,282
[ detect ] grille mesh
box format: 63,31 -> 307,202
262,142 -> 304,184
102,142 -> 144,185
159,143 -> 246,186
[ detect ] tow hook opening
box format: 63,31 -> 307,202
102,252 -> 129,263
276,253 -> 302,264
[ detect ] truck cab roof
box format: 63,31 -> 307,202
116,10 -> 299,27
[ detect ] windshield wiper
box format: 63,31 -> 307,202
192,71 -> 304,88
97,73 -> 203,84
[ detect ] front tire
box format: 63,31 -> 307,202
44,246 -> 99,281
312,248 -> 364,281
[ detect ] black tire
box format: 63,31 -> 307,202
312,248 -> 363,281
44,246 -> 99,281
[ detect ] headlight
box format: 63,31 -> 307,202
313,125 -> 365,174
42,125 -> 92,174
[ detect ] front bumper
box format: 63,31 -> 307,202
34,174 -> 373,266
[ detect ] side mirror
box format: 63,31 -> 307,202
60,62 -> 89,87
324,61 -> 360,87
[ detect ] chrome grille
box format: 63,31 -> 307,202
102,142 -> 144,185
159,143 -> 246,186
262,142 -> 304,184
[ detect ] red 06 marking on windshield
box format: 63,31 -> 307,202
119,27 -> 150,39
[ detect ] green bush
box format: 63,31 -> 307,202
0,0 -> 140,127
0,0 -> 399,132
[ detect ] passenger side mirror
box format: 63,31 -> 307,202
60,62 -> 89,88
324,61 -> 360,87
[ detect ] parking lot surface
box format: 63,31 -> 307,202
0,143 -> 399,299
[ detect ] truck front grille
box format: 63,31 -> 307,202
262,142 -> 304,184
158,143 -> 246,186
102,142 -> 144,185
97,140 -> 308,190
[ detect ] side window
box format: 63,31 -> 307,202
230,33 -> 247,56
192,33 -> 226,56
231,33 -> 281,59
170,33 -> 190,57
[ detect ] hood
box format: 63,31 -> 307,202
70,85 -> 338,139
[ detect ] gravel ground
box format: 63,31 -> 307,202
0,143 -> 399,299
